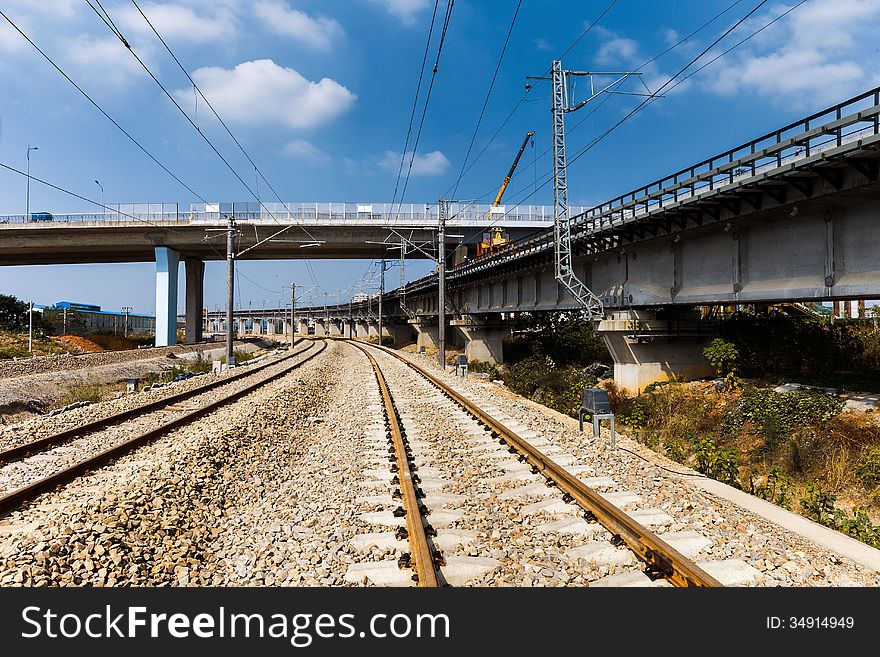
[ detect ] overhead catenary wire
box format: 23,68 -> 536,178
395,0 -> 455,211
126,0 -> 321,250
451,0 -> 780,248
443,0 -> 622,199
94,0 -> 326,295
391,0 -> 442,210
0,162 -> 185,233
86,1 -> 322,246
0,10 -> 207,205
450,0 -> 523,199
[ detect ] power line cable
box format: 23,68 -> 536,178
443,0 -> 621,198
0,10 -> 207,204
127,0 -> 316,245
87,1 -> 321,246
450,0 -> 523,199
396,0 -> 455,209
391,0 -> 442,209
481,0 -> 751,202
0,162 -> 185,233
452,0 -> 780,248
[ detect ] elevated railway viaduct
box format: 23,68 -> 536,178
293,88 -> 880,392
4,89 -> 880,393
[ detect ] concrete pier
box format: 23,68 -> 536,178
155,247 -> 180,347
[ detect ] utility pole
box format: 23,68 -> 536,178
26,145 -> 38,219
438,198 -> 447,369
379,260 -> 386,345
225,213 -> 236,366
122,306 -> 132,337
290,282 -> 295,348
28,301 -> 33,354
528,61 -> 639,318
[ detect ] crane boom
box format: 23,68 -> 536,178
492,130 -> 535,207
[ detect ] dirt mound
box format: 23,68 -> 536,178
56,335 -> 140,353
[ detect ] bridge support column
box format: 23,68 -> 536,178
184,258 -> 204,344
328,320 -> 342,336
384,322 -> 414,346
597,310 -> 716,395
155,247 -> 180,347
297,318 -> 309,335
355,320 -> 369,339
451,316 -> 507,363
314,319 -> 327,337
409,318 -> 439,352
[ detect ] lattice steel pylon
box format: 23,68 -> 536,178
544,60 -> 640,319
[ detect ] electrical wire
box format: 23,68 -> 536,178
86,1 -> 322,247
0,10 -> 207,204
391,0 -> 442,209
450,0 -> 523,199
0,162 -> 184,233
451,0 -> 780,249
396,0 -> 455,210
443,0 -> 621,198
127,0 -> 320,247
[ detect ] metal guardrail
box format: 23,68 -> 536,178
572,86 -> 880,232
449,85 -> 880,279
0,202 -> 568,226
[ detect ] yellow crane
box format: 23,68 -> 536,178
477,130 -> 535,257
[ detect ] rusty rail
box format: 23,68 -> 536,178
0,341 -> 317,464
348,341 -> 439,587
352,340 -> 721,588
0,340 -> 328,516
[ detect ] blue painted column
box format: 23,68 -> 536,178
155,247 -> 180,346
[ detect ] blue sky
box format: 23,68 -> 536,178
1,0 -> 879,314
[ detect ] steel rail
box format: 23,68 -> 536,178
348,341 -> 439,587
0,340 -> 328,516
352,340 -> 722,588
0,340 -> 316,464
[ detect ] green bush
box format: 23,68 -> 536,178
723,387 -> 843,448
703,338 -> 740,389
856,447 -> 880,485
60,380 -> 104,406
750,467 -> 792,509
691,434 -> 741,487
467,360 -> 499,380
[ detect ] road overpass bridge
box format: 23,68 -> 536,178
0,201 -> 559,346
292,88 -> 880,392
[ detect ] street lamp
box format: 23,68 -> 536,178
94,180 -> 104,215
26,145 -> 38,218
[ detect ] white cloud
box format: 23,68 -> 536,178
62,35 -> 153,89
254,1 -> 342,49
379,150 -> 450,176
705,0 -> 880,108
0,17 -> 29,54
116,2 -> 237,44
178,59 -> 356,129
4,0 -> 78,18
532,37 -> 553,52
596,37 -> 639,64
282,138 -> 330,162
369,0 -> 431,25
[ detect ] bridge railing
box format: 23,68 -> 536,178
0,202 -> 565,226
571,86 -> 880,233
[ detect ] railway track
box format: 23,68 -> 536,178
0,339 -> 327,516
345,339 -> 721,588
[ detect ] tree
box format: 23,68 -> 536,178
0,294 -> 28,331
703,338 -> 740,390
